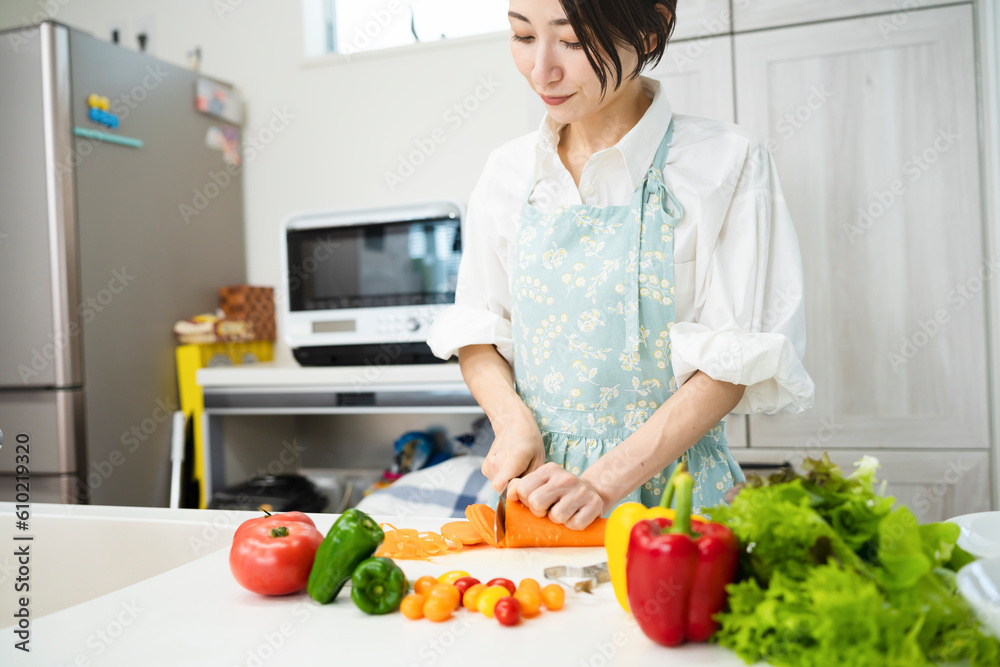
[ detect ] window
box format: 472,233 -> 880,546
303,0 -> 508,58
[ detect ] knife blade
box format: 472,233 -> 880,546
495,484 -> 508,545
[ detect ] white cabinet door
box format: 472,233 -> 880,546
732,0 -> 967,32
735,5 -> 987,451
672,0 -> 731,40
647,34 -> 743,447
735,449 -> 991,523
647,34 -> 734,122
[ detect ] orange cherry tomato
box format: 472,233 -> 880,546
513,588 -> 542,618
477,586 -> 511,618
414,575 -> 438,596
463,583 -> 488,611
426,583 -> 460,611
423,596 -> 453,622
400,594 -> 425,620
517,578 -> 541,593
453,576 -> 481,600
540,584 -> 565,611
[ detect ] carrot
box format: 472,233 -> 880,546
504,498 -> 607,547
463,500 -> 607,547
440,520 -> 485,546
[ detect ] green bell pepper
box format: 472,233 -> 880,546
307,508 -> 384,604
351,557 -> 407,614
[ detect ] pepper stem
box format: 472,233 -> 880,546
658,461 -> 685,510
270,526 -> 289,538
666,464 -> 694,536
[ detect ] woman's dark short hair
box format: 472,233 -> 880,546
560,0 -> 677,98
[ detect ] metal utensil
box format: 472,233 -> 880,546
543,562 -> 610,594
495,484 -> 508,544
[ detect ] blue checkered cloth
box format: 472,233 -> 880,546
353,455 -> 491,519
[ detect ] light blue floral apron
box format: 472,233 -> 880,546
499,117 -> 744,515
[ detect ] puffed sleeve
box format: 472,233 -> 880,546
426,155 -> 514,364
669,141 -> 815,414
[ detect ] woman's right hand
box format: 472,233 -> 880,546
482,403 -> 546,493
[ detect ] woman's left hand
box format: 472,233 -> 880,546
509,462 -> 606,530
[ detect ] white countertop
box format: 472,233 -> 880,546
197,359 -> 465,389
0,503 -> 757,666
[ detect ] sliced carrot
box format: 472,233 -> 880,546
373,522 -> 465,561
463,500 -> 607,548
440,520 -> 485,546
464,503 -> 499,547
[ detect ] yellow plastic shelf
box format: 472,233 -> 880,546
175,341 -> 273,508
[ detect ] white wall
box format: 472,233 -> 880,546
0,0 -> 532,362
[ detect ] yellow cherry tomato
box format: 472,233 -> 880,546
463,583 -> 488,611
437,570 -> 470,586
477,585 -> 512,618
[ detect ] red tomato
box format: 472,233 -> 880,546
494,597 -> 522,626
229,511 -> 323,596
487,578 -> 516,595
233,511 -> 316,542
453,576 -> 481,600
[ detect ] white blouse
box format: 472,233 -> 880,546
427,76 -> 815,415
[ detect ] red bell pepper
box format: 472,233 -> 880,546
625,463 -> 739,646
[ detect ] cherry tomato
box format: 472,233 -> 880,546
426,583 -> 460,611
477,585 -> 511,618
414,575 -> 438,596
437,570 -> 470,586
463,583 -> 488,611
452,576 -> 481,600
494,596 -> 522,626
229,511 -> 323,596
541,584 -> 565,611
423,596 -> 453,622
517,578 -> 541,593
513,588 -> 542,618
400,594 -> 425,620
486,578 -> 516,595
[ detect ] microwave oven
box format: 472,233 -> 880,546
280,201 -> 463,366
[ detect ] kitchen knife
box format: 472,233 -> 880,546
495,484 -> 508,545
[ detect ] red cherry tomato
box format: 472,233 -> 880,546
494,596 -> 522,626
229,511 -> 323,596
487,578 -> 516,595
453,576 -> 481,600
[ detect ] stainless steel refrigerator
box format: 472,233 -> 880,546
0,22 -> 246,506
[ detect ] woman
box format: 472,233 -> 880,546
427,0 -> 814,529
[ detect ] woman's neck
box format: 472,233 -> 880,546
559,79 -> 652,159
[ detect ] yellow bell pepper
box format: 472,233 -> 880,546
605,466 -> 705,612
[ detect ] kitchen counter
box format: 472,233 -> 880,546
0,502 -> 758,666
197,358 -> 465,389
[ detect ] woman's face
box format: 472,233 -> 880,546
508,0 -> 642,125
